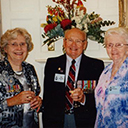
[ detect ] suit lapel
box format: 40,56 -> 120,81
58,54 -> 66,74
77,54 -> 88,80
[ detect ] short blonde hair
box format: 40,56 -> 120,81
0,27 -> 34,56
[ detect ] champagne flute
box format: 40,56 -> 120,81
24,83 -> 34,111
70,81 -> 80,108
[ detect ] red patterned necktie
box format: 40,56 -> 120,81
65,59 -> 76,111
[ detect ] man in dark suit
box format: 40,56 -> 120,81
42,28 -> 104,128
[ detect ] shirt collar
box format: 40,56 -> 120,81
66,54 -> 82,66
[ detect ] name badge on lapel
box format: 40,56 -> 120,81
54,73 -> 65,83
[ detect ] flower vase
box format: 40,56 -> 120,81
48,42 -> 55,51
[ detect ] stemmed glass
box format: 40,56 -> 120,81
70,81 -> 80,108
24,83 -> 34,111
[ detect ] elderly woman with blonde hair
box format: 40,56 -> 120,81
95,27 -> 128,128
0,27 -> 42,128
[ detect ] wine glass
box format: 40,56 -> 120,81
70,81 -> 80,108
24,83 -> 34,111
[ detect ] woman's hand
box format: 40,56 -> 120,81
7,91 -> 35,106
30,96 -> 42,112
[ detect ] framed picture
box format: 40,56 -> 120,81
119,0 -> 128,28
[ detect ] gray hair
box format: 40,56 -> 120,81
0,27 -> 34,56
104,27 -> 128,44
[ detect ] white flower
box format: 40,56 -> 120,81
83,24 -> 88,33
76,24 -> 83,29
71,16 -> 81,23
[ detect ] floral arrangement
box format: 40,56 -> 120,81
41,0 -> 115,48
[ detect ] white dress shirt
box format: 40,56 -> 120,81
65,54 -> 85,105
65,54 -> 82,85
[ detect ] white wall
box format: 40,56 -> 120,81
0,0 -> 119,127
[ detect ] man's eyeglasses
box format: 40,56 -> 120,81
65,38 -> 85,46
7,42 -> 27,48
105,43 -> 128,49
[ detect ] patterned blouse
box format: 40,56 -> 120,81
95,57 -> 128,128
0,58 -> 40,128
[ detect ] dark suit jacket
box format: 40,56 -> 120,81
42,53 -> 104,128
